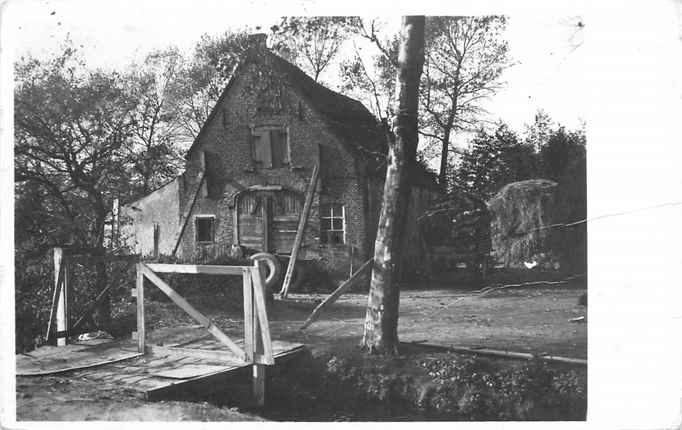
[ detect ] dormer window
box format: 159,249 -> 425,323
251,126 -> 289,169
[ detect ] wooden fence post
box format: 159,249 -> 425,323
242,267 -> 254,363
54,247 -> 68,346
252,259 -> 267,407
136,263 -> 146,353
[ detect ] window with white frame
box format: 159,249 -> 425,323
195,216 -> 215,243
320,203 -> 345,244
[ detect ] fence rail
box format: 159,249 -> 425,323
134,261 -> 274,366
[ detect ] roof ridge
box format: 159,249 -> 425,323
185,48 -> 386,163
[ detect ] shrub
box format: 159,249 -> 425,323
265,352 -> 586,421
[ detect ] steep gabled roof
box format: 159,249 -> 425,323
186,49 -> 385,163
268,54 -> 386,156
184,48 -> 439,191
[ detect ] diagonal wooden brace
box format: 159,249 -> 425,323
140,263 -> 247,362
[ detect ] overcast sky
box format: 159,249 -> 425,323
10,0 -> 586,140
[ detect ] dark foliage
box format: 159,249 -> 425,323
14,248 -> 138,352
453,123 -> 539,199
265,352 -> 586,421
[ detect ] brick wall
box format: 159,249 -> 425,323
121,51 -> 439,282
177,56 -> 372,275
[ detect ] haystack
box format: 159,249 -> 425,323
487,179 -> 567,270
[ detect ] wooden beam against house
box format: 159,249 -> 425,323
171,171 -> 206,257
279,164 -> 319,298
300,258 -> 373,330
139,264 -> 247,361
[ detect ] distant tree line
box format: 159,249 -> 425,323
454,111 -> 586,209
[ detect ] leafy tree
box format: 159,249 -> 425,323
537,122 -> 586,272
14,46 -> 138,327
339,35 -> 399,123
524,109 -> 554,151
420,16 -> 511,189
454,123 -> 538,199
125,48 -> 186,195
335,17 -> 510,188
539,125 -> 586,219
271,17 -> 357,83
362,16 -> 425,355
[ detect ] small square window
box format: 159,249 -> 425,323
195,217 -> 215,243
320,203 -> 345,245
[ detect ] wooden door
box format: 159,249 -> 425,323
237,190 -> 302,253
270,190 -> 302,254
237,192 -> 265,251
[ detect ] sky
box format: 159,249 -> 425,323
8,0 -> 587,143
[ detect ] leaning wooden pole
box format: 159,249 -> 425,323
300,258 -> 373,330
171,172 -> 206,257
279,164 -> 319,298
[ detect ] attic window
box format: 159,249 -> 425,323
320,203 -> 345,245
195,216 -> 215,243
251,126 -> 289,169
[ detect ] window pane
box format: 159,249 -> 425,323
332,203 -> 342,217
196,218 -> 214,242
331,231 -> 344,244
332,219 -> 343,230
251,131 -> 272,168
321,219 -> 331,230
270,129 -> 288,168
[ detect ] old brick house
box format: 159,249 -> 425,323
122,36 -> 438,278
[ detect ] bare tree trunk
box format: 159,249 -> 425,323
438,105 -> 457,189
361,16 -> 425,355
438,131 -> 450,189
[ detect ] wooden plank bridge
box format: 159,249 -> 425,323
17,252 -> 307,406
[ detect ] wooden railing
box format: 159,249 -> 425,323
133,260 -> 274,405
133,260 -> 274,365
